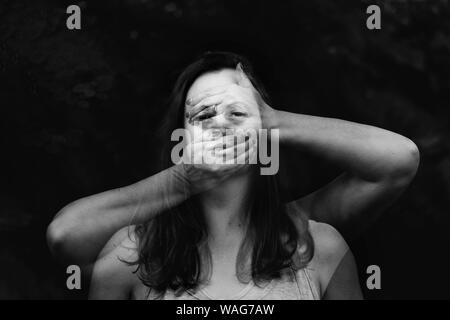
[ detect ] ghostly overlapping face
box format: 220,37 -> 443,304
184,69 -> 262,143
174,68 -> 278,175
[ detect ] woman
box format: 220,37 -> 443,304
47,52 -> 419,300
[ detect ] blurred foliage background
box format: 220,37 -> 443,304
0,0 -> 449,299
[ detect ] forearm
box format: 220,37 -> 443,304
47,165 -> 189,265
271,110 -> 420,182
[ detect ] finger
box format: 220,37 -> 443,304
205,135 -> 247,166
201,130 -> 223,141
212,99 -> 246,117
238,137 -> 257,164
232,130 -> 249,144
189,129 -> 221,143
193,136 -> 231,154
184,138 -> 217,164
188,106 -> 217,124
191,133 -> 245,153
218,133 -> 250,151
183,142 -> 203,164
217,133 -> 254,154
217,138 -> 252,165
238,142 -> 257,165
236,63 -> 253,88
227,143 -> 256,165
190,95 -> 225,118
209,135 -> 237,152
189,129 -> 224,144
247,141 -> 258,164
186,86 -> 228,107
214,138 -> 247,160
185,104 -> 210,123
214,147 -> 255,173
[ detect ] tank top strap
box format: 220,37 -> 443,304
294,266 -> 321,299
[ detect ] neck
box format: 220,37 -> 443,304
199,173 -> 253,243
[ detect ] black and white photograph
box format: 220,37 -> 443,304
0,0 -> 449,304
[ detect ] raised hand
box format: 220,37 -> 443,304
179,130 -> 257,195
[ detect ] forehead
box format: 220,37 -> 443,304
186,69 -> 239,100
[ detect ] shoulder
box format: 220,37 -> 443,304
89,226 -> 140,300
286,204 -> 348,256
309,220 -> 349,262
285,204 -> 349,262
307,220 -> 351,293
286,207 -> 348,272
308,220 -> 363,299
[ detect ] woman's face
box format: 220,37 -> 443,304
184,68 -> 262,142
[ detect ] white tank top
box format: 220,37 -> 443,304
144,266 -> 320,300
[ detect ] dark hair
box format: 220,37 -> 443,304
131,51 -> 313,298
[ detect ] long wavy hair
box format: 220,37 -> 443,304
131,51 -> 314,298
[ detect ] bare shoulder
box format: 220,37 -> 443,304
89,226 -> 140,299
308,220 -> 363,299
286,204 -> 349,257
309,220 -> 349,262
285,202 -> 349,262
307,220 -> 354,295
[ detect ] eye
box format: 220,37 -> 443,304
230,111 -> 247,117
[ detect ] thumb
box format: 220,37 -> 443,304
236,63 -> 253,88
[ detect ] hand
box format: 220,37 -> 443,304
179,131 -> 257,195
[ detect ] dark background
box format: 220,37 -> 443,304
0,0 -> 449,299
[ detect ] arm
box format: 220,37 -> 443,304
272,110 -> 420,237
188,68 -> 420,236
88,227 -> 139,300
47,165 -> 189,266
47,135 -> 252,267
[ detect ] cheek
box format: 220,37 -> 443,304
244,104 -> 262,130
242,117 -> 262,131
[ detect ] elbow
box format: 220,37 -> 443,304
46,211 -> 74,260
399,138 -> 420,179
388,138 -> 420,187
